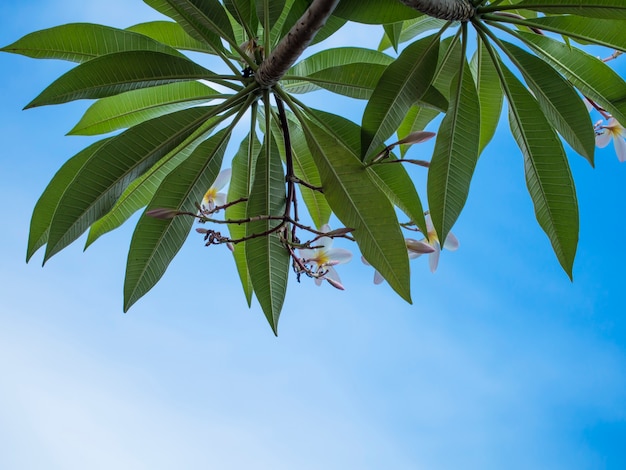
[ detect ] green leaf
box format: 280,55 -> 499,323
224,0 -> 259,35
226,133 -> 262,306
44,106 -> 213,262
332,0 -> 420,24
378,16 -> 446,52
362,34 -> 440,161
0,23 -> 183,63
510,0 -> 626,19
300,109 -> 411,302
294,63 -> 388,100
268,108 -> 331,229
245,127 -> 288,335
509,16 -> 626,52
257,0 -> 286,33
499,39 -> 595,164
124,129 -> 230,311
499,62 -> 579,277
69,81 -> 220,135
367,161 -> 428,237
126,21 -> 216,53
397,106 -> 439,157
27,139 -> 111,262
284,47 -> 393,95
427,57 -> 481,247
143,0 -> 231,51
519,32 -> 626,125
25,51 -> 215,109
470,40 -> 503,154
383,22 -> 403,53
277,0 -> 347,47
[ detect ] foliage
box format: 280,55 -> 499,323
3,0 -> 626,333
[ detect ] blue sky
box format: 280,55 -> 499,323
1,1 -> 626,469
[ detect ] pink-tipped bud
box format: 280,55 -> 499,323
326,277 -> 345,290
196,228 -> 209,234
406,238 -> 435,254
146,208 -> 179,219
226,242 -> 235,252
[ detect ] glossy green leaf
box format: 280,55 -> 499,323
470,40 -> 503,154
332,0 -> 420,24
27,139 -> 111,262
226,133 -> 261,306
0,23 -> 182,63
427,58 -> 481,247
69,81 -> 220,135
124,129 -> 230,311
500,39 -> 595,164
362,34 -> 440,161
25,51 -> 215,109
127,21 -> 215,53
499,63 -> 578,277
519,32 -> 626,125
508,0 -> 626,19
300,109 -> 411,302
257,0 -> 286,33
283,47 -> 393,94
44,106 -> 213,262
245,130 -> 288,335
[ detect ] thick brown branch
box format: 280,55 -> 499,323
255,0 -> 340,89
399,0 -> 475,21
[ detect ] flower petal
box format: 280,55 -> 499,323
596,131 -> 612,148
327,247 -> 353,264
614,135 -> 626,162
212,168 -> 232,190
214,192 -> 227,207
373,271 -> 385,285
443,232 -> 460,251
406,238 -> 435,254
429,245 -> 440,273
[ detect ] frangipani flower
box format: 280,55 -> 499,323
362,238 -> 434,285
299,224 -> 352,289
201,168 -> 231,211
421,215 -> 459,273
596,118 -> 626,162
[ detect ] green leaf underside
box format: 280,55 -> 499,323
224,0 -> 259,36
499,63 -> 578,277
1,23 -> 183,62
69,81 -> 219,136
293,63 -> 388,100
301,109 -> 411,301
499,39 -> 595,164
512,0 -> 626,19
278,0 -> 347,48
362,34 -> 440,161
284,47 -> 393,95
124,129 -> 230,311
44,106 -> 213,262
257,0 -> 286,33
246,131 -> 289,335
398,106 -> 439,157
227,134 -> 262,306
428,58 -> 481,247
519,32 -> 626,125
127,21 -> 216,53
378,16 -> 447,52
470,40 -> 503,154
332,0 -> 420,24
144,0 -> 235,50
383,21 -> 403,52
25,51 -> 216,109
27,139 -> 111,262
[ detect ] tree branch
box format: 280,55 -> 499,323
398,0 -> 475,21
255,0 -> 340,89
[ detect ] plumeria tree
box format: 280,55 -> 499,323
3,0 -> 626,334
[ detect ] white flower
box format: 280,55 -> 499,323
201,168 -> 231,212
299,224 -> 352,289
420,215 -> 459,273
596,118 -> 626,163
362,238 -> 434,285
